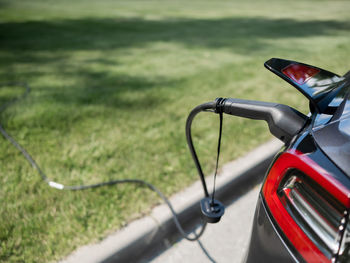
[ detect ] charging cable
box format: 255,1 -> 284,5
1,82 -> 308,239
0,82 -> 230,241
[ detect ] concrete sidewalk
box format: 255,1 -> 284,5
60,139 -> 282,263
150,185 -> 261,263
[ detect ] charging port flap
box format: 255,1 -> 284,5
264,58 -> 347,113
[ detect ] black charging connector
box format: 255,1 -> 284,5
186,97 -> 308,224
216,98 -> 308,144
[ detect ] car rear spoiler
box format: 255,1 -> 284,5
264,58 -> 348,114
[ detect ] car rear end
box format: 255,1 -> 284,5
244,59 -> 350,263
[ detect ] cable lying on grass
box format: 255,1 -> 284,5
0,82 -> 211,242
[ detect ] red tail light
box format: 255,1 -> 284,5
282,64 -> 320,85
262,150 -> 350,262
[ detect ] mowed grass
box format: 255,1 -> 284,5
0,0 -> 349,261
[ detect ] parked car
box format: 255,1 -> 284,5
243,58 -> 350,263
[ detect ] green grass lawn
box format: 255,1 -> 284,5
0,0 -> 349,262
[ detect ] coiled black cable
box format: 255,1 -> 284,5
0,82 -> 215,241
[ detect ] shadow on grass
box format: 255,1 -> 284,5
1,16 -> 349,115
38,74 -> 178,111
0,55 -> 179,113
1,17 -> 349,53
